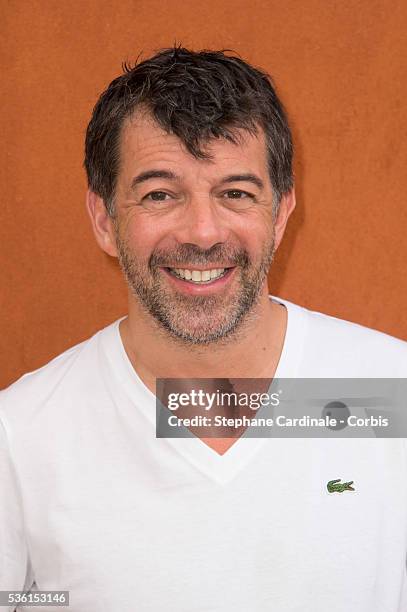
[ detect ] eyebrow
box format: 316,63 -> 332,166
130,170 -> 180,190
221,173 -> 264,190
130,170 -> 265,191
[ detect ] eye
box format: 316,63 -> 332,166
143,191 -> 172,202
223,190 -> 254,200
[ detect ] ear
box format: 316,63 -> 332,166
273,188 -> 296,251
86,190 -> 118,257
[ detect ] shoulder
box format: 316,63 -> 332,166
0,318 -> 123,429
272,296 -> 407,377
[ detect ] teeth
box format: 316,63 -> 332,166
170,268 -> 226,283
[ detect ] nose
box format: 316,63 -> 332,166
173,195 -> 231,250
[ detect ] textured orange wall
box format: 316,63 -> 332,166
1,0 -> 406,388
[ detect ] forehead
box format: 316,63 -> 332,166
118,111 -> 269,178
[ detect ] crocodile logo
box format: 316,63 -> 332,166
327,478 -> 355,493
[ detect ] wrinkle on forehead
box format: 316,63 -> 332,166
121,108 -> 265,166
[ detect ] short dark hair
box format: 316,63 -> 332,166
84,46 -> 293,216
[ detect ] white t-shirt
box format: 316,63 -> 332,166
1,296 -> 407,612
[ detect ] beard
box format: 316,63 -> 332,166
114,229 -> 275,346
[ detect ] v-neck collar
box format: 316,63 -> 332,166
100,296 -> 308,484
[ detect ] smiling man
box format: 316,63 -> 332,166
1,47 -> 407,611
99,113 -> 284,349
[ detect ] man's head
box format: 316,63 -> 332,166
85,46 -> 293,217
85,47 -> 295,345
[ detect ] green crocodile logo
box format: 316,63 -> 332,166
327,478 -> 355,493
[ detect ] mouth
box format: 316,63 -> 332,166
165,267 -> 231,284
159,266 -> 236,293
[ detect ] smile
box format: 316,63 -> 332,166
167,267 -> 229,284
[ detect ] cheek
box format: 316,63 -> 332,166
122,215 -> 173,256
232,213 -> 274,252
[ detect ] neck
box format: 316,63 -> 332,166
119,286 -> 287,395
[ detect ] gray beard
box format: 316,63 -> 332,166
115,235 -> 275,346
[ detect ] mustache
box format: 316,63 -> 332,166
149,244 -> 250,269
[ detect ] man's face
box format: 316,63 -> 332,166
111,112 -> 278,345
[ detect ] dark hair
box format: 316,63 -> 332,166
84,46 -> 293,216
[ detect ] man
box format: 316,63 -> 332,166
1,47 -> 406,611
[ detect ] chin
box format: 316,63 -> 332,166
157,309 -> 250,346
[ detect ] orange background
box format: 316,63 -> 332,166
1,0 -> 406,389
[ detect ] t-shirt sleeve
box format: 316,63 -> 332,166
0,416 -> 33,608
